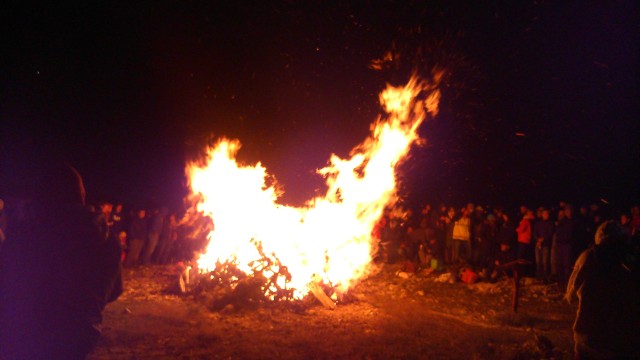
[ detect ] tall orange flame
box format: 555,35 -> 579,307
186,72 -> 442,299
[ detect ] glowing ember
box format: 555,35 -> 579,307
186,71 -> 442,299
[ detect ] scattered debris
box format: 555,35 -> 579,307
434,272 -> 453,283
95,264 -> 575,359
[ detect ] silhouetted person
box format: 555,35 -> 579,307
142,207 -> 165,265
516,210 -> 534,260
93,201 -> 113,241
555,206 -> 575,291
533,209 -> 554,282
0,163 -> 122,359
566,220 -> 640,359
125,208 -> 147,267
154,212 -> 178,264
111,203 -> 125,239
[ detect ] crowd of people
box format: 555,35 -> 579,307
375,201 -> 640,357
82,199 -> 640,294
2,196 -> 639,289
374,202 -> 640,291
1,179 -> 638,358
91,202 -> 176,268
85,201 -> 213,270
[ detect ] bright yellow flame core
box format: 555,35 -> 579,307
186,73 -> 441,299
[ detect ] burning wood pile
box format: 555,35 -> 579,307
182,71 -> 444,311
181,240 -> 340,311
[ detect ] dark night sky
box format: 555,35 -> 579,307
1,1 -> 638,212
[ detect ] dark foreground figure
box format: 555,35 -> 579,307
0,164 -> 122,359
566,220 -> 640,359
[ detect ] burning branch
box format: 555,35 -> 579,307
308,278 -> 337,310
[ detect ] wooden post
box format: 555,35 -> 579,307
498,259 -> 531,313
512,265 -> 520,313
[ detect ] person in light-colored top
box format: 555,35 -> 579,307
452,208 -> 471,262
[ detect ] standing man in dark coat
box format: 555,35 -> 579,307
142,207 -> 165,265
110,203 -> 125,239
566,220 -> 640,358
495,213 -> 516,258
93,201 -> 113,241
555,206 -> 575,292
0,163 -> 122,359
533,209 -> 554,282
125,208 -> 147,268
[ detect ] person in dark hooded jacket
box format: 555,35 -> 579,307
0,162 -> 122,359
533,209 -> 554,281
555,206 -> 576,291
566,220 -> 640,359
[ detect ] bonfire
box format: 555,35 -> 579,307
184,71 -> 443,309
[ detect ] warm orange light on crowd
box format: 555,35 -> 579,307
186,72 -> 442,299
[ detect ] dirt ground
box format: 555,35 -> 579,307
89,264 -> 576,359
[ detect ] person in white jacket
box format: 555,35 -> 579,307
452,208 -> 471,263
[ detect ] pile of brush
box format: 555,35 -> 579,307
186,240 -> 341,311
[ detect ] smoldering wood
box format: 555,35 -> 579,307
308,282 -> 337,309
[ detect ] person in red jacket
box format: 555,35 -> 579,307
516,210 -> 535,261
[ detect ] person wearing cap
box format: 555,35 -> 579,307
566,220 -> 640,359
